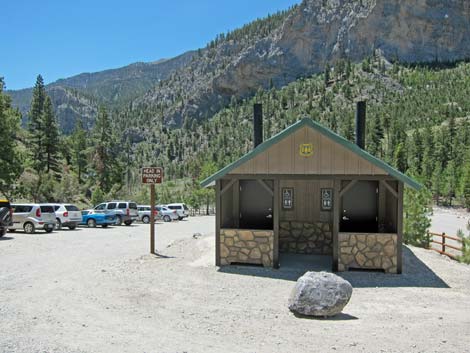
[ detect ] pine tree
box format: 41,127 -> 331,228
28,75 -> 47,173
70,120 -> 87,184
43,96 -> 60,174
393,143 -> 407,173
431,161 -> 443,205
443,160 -> 458,206
404,186 -> 432,246
368,114 -> 384,157
0,78 -> 22,199
460,160 -> 470,211
92,106 -> 112,192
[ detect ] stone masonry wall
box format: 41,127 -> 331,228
338,233 -> 398,274
220,229 -> 274,267
280,221 -> 332,255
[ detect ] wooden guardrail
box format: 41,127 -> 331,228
427,232 -> 464,260
188,208 -> 216,217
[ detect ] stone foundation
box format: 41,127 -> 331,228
338,233 -> 398,273
220,229 -> 274,267
280,221 -> 332,255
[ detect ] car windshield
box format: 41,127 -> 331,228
183,204 -> 188,210
129,203 -> 137,209
65,205 -> 79,211
40,205 -> 55,213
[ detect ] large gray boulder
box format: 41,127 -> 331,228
288,271 -> 353,317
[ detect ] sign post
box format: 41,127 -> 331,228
141,167 -> 163,254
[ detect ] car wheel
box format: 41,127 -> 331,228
45,228 -> 53,233
0,229 -> 6,237
142,215 -> 150,224
24,222 -> 35,234
87,219 -> 96,228
68,224 -> 77,230
163,215 -> 171,222
102,224 -> 108,228
55,218 -> 62,230
115,216 -> 122,226
178,216 -> 183,221
124,220 -> 132,226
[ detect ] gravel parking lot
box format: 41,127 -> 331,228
1,216 -> 470,353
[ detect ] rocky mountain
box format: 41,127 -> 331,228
134,0 -> 470,126
7,51 -> 195,132
7,0 -> 470,131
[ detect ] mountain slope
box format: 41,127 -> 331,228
135,0 -> 470,126
7,51 -> 195,132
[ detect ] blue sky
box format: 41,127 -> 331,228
1,0 -> 300,90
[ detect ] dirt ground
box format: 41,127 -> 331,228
1,216 -> 470,353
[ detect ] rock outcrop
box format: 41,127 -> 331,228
142,0 -> 470,125
288,271 -> 353,317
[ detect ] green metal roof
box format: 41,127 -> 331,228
201,118 -> 422,190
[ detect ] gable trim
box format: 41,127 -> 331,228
201,118 -> 422,190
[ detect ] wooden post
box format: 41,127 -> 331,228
332,179 -> 341,272
150,184 -> 155,254
273,178 -> 280,269
397,182 -> 404,274
442,233 -> 446,254
215,180 -> 221,266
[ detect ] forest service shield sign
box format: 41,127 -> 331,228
299,143 -> 314,157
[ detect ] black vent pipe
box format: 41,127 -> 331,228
355,101 -> 366,149
253,103 -> 263,148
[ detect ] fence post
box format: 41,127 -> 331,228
426,231 -> 430,249
442,233 -> 446,254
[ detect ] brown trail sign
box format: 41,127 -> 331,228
141,167 -> 163,254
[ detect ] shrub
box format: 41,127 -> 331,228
404,186 -> 432,246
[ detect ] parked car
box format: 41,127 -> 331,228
9,204 -> 55,234
80,210 -> 116,228
137,205 -> 159,224
156,205 -> 179,222
0,199 -> 13,237
93,201 -> 138,226
45,203 -> 82,230
165,203 -> 189,220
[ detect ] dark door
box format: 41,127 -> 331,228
239,180 -> 273,230
341,181 -> 378,232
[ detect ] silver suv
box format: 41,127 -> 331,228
46,204 -> 82,230
94,201 -> 138,226
9,204 -> 56,234
165,203 -> 189,220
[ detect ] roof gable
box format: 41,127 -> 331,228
201,118 -> 422,190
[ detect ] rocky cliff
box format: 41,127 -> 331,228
8,0 -> 470,130
137,0 -> 470,125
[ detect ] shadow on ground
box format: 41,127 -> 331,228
293,312 -> 358,321
218,246 -> 449,288
0,236 -> 14,241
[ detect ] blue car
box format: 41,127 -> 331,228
80,210 -> 116,228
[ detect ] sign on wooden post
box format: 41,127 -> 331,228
141,167 -> 163,254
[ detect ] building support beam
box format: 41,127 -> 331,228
380,180 -> 398,199
257,179 -> 274,196
339,180 -> 358,198
332,179 -> 341,272
215,179 -> 221,266
220,179 -> 236,196
397,182 -> 404,274
233,180 -> 240,228
273,179 -> 280,269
